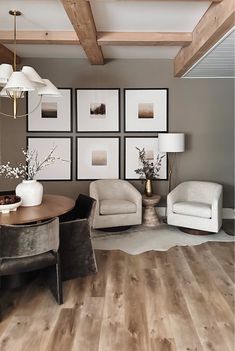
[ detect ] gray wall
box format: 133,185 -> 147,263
0,58 -> 234,207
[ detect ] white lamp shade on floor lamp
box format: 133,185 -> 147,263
158,133 -> 185,153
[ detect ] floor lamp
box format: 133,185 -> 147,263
158,133 -> 185,218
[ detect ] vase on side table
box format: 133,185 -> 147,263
16,179 -> 43,207
145,179 -> 153,197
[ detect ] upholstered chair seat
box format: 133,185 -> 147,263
173,201 -> 212,219
90,179 -> 142,229
0,252 -> 56,276
167,181 -> 223,233
100,199 -> 137,215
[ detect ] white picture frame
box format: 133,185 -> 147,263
125,137 -> 167,180
77,137 -> 120,180
27,137 -> 72,180
124,88 -> 168,132
76,89 -> 120,132
27,88 -> 72,132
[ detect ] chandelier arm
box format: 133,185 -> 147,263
0,95 -> 42,118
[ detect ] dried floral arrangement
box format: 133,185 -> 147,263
0,146 -> 62,180
134,147 -> 165,180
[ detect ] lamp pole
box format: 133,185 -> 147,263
158,133 -> 185,221
168,152 -> 176,194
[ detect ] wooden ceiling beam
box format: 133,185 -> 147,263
85,0 -> 224,2
0,31 -> 192,47
174,0 -> 235,77
61,0 -> 104,64
0,31 -> 79,45
97,32 -> 192,46
0,43 -> 20,65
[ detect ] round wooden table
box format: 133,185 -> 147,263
142,194 -> 161,227
0,194 -> 75,225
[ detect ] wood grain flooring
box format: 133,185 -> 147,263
0,242 -> 234,351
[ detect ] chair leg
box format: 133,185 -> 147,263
0,277 -> 3,322
44,256 -> 63,305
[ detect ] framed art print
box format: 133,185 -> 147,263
124,137 -> 167,180
76,137 -> 120,180
76,89 -> 120,132
27,137 -> 72,180
27,88 -> 72,132
124,88 -> 168,132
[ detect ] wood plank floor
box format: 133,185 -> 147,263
0,242 -> 234,351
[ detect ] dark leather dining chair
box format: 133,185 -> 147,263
59,194 -> 97,281
0,217 -> 63,304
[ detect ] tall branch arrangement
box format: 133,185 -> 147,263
135,147 -> 165,180
0,146 -> 63,180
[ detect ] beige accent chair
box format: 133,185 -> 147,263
90,179 -> 142,229
167,181 -> 223,233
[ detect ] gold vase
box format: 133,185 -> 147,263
145,179 -> 152,197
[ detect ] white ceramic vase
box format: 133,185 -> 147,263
16,179 -> 43,207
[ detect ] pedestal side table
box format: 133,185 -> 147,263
142,194 -> 161,227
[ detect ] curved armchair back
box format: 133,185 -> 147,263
90,179 -> 139,201
0,217 -> 59,259
176,181 -> 222,204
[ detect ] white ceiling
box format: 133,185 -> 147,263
0,0 -> 73,31
0,0 -> 211,59
90,0 -> 211,32
183,28 -> 235,78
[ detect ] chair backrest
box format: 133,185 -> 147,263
59,194 -> 96,223
178,181 -> 222,204
90,179 -> 134,200
76,194 -> 96,220
0,217 -> 59,259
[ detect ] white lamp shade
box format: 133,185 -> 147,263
4,71 -> 35,92
0,86 -> 10,98
0,64 -> 13,86
22,66 -> 46,87
37,79 -> 62,97
158,133 -> 185,153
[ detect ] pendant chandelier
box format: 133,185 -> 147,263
0,10 -> 61,119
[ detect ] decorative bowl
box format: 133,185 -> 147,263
0,195 -> 22,214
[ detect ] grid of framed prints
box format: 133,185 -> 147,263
27,88 -> 72,132
124,137 -> 167,180
76,88 -> 120,132
76,137 -> 120,180
27,137 -> 72,181
124,88 -> 168,132
26,87 -> 169,181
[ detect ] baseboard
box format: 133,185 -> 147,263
222,208 -> 235,219
156,207 -> 235,220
